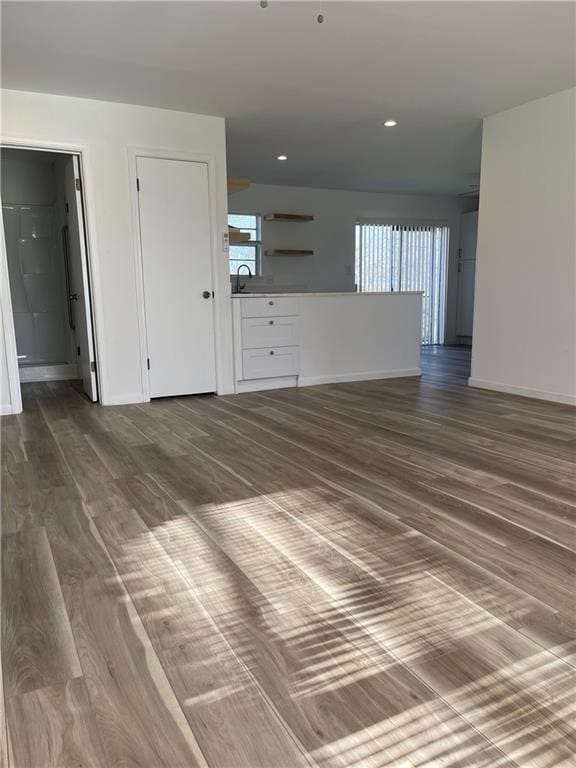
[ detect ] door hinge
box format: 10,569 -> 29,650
136,178 -> 140,192
75,178 -> 81,192
65,203 -> 69,213
147,358 -> 150,370
90,361 -> 97,373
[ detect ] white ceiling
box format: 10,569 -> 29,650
2,1 -> 574,194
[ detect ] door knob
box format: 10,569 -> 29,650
202,291 -> 212,299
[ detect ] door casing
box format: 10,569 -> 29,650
128,147 -> 222,402
0,139 -> 103,413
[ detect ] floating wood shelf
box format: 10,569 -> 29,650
265,249 -> 314,257
228,226 -> 251,244
227,178 -> 251,194
264,213 -> 314,222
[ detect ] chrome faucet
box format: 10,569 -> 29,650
235,264 -> 253,293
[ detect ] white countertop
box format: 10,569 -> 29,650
231,291 -> 422,298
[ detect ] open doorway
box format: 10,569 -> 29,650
1,147 -> 99,404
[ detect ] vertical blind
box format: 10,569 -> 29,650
355,221 -> 449,345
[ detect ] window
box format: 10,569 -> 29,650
355,221 -> 449,345
228,213 -> 261,276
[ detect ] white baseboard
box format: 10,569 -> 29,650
0,404 -> 14,416
468,377 -> 576,406
236,376 -> 299,394
299,368 -> 422,387
103,392 -> 149,406
19,363 -> 80,382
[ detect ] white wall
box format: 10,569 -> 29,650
229,183 -> 477,343
470,87 -> 576,404
0,89 -> 233,410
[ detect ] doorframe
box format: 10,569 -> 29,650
0,205 -> 21,414
128,146 -> 224,401
0,138 -> 104,413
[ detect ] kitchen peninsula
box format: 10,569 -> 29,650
232,291 -> 422,393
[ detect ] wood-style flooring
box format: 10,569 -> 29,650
1,345 -> 575,768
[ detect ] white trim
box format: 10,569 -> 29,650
128,146 -> 232,401
299,368 -> 422,387
468,377 -> 576,406
0,206 -> 22,414
18,363 -> 80,382
103,392 -> 149,406
235,368 -> 422,393
235,376 -> 299,393
0,405 -> 14,416
0,138 -> 105,407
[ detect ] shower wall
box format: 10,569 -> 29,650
1,152 -> 73,367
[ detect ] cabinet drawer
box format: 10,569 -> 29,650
242,346 -> 300,380
241,296 -> 299,318
242,316 -> 299,349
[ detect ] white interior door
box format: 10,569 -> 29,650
456,210 -> 478,337
65,156 -> 98,400
136,157 -> 216,398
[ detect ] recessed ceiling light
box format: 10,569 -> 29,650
382,120 -> 397,127
277,155 -> 288,161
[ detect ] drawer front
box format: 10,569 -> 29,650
241,296 -> 299,318
242,346 -> 300,380
242,316 -> 299,349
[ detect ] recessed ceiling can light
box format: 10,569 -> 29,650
383,120 -> 397,127
277,155 -> 288,161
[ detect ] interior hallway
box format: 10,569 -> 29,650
1,346 -> 574,767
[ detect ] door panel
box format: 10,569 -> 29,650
137,157 -> 216,398
456,211 -> 478,337
456,260 -> 476,336
65,156 -> 98,401
460,211 -> 478,261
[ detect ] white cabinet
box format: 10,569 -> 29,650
243,347 -> 300,380
232,292 -> 423,394
234,296 -> 301,389
242,316 -> 299,349
241,296 -> 299,318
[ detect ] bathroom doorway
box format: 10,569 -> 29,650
1,147 -> 98,403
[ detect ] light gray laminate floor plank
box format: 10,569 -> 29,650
1,346 -> 574,767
